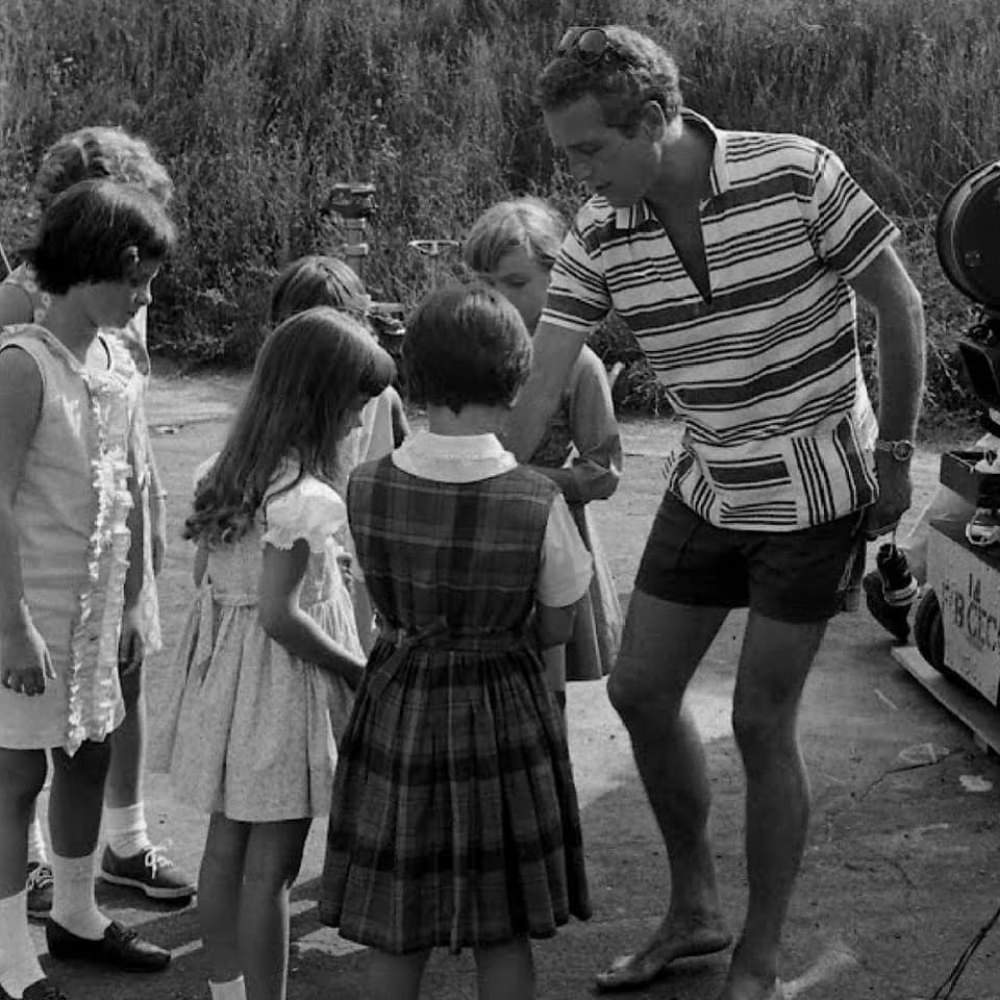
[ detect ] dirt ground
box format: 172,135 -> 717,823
30,369 -> 1000,1000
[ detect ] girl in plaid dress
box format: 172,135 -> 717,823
319,285 -> 593,1000
464,197 -> 623,712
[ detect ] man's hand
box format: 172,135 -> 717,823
118,606 -> 146,678
1,621 -> 54,696
865,451 -> 913,539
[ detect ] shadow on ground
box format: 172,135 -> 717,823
29,374 -> 1000,1000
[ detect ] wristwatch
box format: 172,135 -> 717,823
874,439 -> 915,462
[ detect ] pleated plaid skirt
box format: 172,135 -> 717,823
318,625 -> 591,954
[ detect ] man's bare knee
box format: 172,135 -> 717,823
607,656 -> 684,724
731,700 -> 800,767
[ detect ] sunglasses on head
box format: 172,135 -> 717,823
556,26 -> 624,67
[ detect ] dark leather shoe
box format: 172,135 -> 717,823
0,978 -> 69,1000
45,918 -> 170,972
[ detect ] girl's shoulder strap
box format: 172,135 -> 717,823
0,323 -> 54,361
494,462 -> 562,502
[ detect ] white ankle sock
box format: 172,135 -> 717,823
209,975 -> 247,1000
0,891 -> 46,998
104,802 -> 150,858
49,851 -> 110,940
26,817 -> 48,866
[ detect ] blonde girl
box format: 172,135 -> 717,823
464,197 -> 624,709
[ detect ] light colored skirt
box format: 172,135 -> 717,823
153,589 -> 358,821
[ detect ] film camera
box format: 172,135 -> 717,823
937,159 -> 1000,432
910,159 -> 1000,703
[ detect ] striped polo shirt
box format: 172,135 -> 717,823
544,110 -> 899,531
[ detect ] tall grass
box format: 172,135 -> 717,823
1,0 -> 998,423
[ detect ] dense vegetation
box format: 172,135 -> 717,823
2,0 -> 999,424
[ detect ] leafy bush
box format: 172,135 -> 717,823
1,0 -> 997,427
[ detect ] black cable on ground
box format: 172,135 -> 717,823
928,901 -> 1000,999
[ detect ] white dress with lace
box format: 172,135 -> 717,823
3,263 -> 162,653
155,460 -> 360,821
0,325 -> 139,754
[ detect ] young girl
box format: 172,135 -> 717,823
319,284 -> 593,1000
0,179 -> 176,1000
268,254 -> 409,650
0,124 -> 194,910
156,307 -> 394,1000
268,255 -> 409,485
464,197 -> 623,709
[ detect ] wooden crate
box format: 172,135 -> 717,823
926,519 -> 1000,707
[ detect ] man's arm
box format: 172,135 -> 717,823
505,320 -> 588,462
849,244 -> 926,533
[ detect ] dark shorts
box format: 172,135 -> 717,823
634,491 -> 866,624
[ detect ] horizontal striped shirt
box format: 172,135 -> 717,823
544,110 -> 898,530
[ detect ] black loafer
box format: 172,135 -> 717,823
45,918 -> 170,972
0,979 -> 68,1000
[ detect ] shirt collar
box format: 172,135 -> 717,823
614,107 -> 729,231
392,431 -> 517,483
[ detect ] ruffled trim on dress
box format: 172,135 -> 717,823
56,332 -> 137,755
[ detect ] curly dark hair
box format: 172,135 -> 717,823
403,283 -> 532,414
32,125 -> 173,211
536,25 -> 682,134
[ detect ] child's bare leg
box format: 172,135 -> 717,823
0,748 -> 48,996
104,665 -> 145,809
101,666 -> 194,899
475,936 -> 535,1000
43,741 -> 170,970
0,750 -> 45,894
48,741 -> 111,938
238,818 -> 311,1000
199,814 -> 250,988
49,742 -> 110,859
366,949 -> 430,1000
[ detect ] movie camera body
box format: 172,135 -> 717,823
915,159 -> 1000,708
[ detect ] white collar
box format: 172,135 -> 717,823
392,431 -> 517,483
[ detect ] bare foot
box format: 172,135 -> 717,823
715,967 -> 784,1000
594,912 -> 732,992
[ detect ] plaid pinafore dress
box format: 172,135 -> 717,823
319,458 -> 591,954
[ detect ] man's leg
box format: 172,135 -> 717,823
596,590 -> 733,990
718,611 -> 826,1000
101,666 -> 195,901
